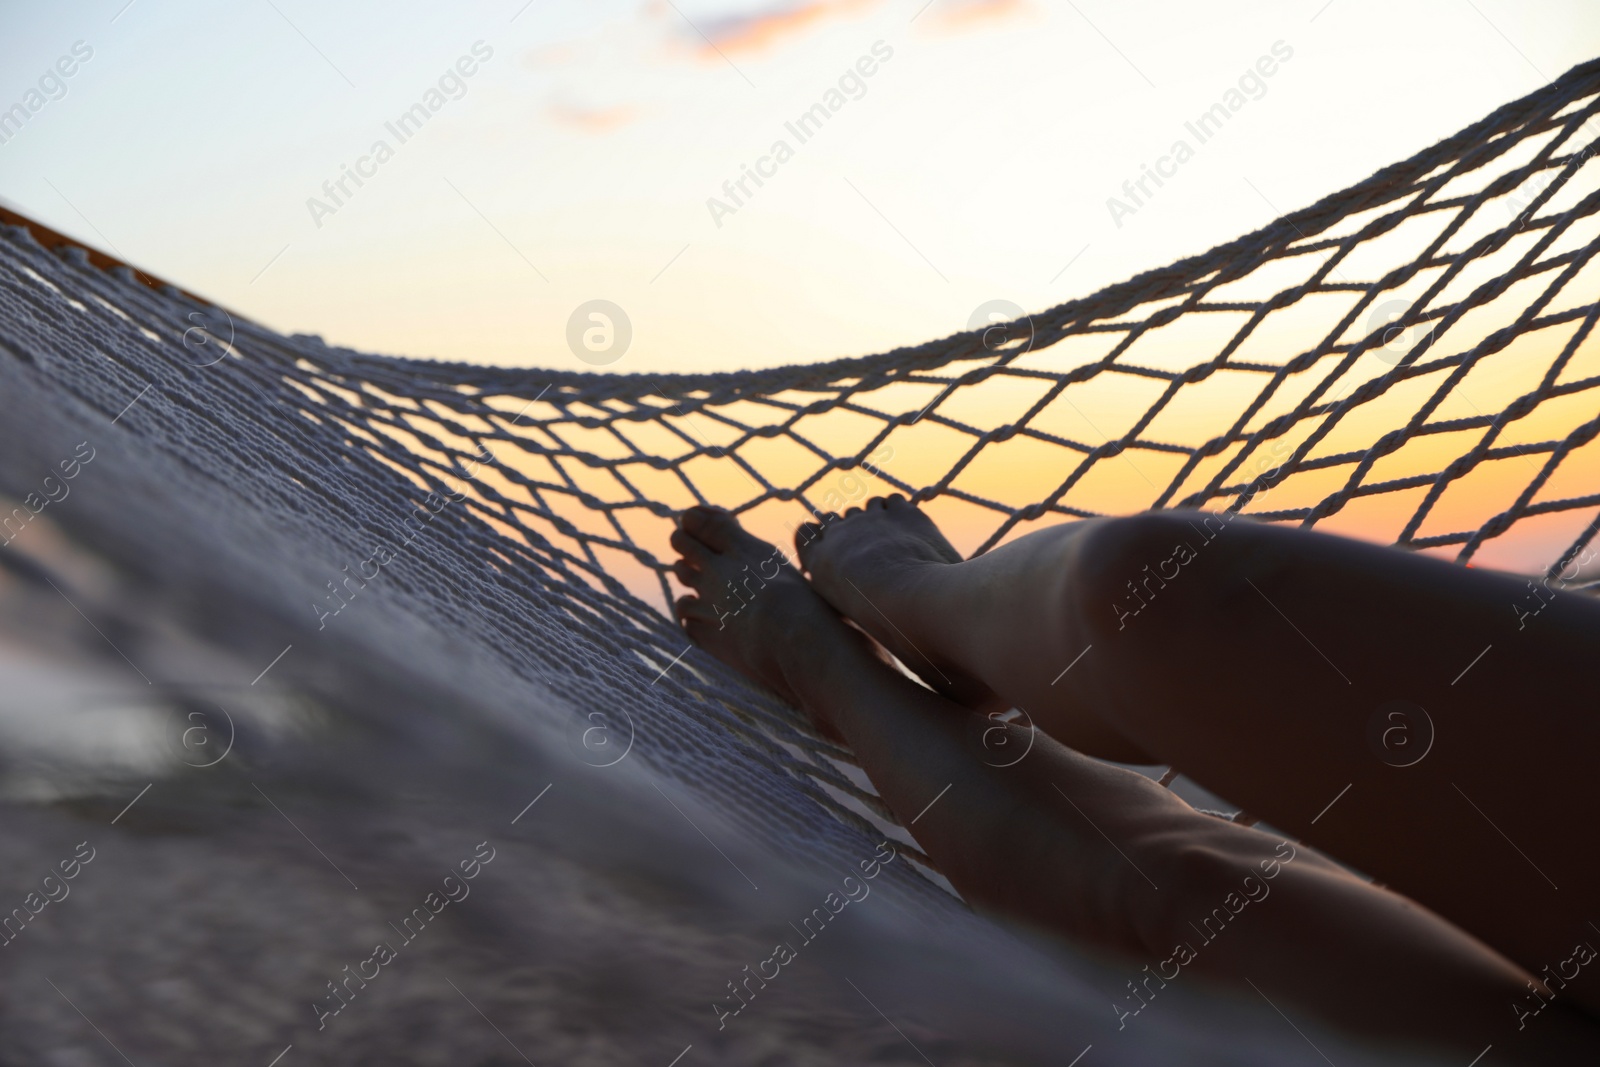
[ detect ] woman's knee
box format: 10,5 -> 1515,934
1073,510 -> 1281,642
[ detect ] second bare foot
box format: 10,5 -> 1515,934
796,496 -> 1002,712
670,505 -> 878,737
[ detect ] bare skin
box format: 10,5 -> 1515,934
670,502 -> 1600,1060
796,498 -> 1600,1021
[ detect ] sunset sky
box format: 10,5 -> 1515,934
1,0 -> 1597,378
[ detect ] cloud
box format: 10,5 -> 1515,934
546,101 -> 639,133
925,0 -> 1029,31
691,0 -> 880,56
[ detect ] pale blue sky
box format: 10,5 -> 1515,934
1,0 -> 1596,373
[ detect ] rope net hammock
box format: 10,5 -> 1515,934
2,59 -> 1599,887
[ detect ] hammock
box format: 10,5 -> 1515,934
2,58 -> 1599,910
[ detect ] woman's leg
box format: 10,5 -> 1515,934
671,506 -> 1599,1060
796,498 -> 1600,1015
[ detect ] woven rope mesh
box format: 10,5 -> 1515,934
3,59 -> 1600,881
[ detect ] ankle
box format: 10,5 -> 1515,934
776,625 -> 875,716
867,553 -> 953,610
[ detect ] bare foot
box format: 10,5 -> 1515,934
796,496 -> 1002,712
670,505 -> 874,735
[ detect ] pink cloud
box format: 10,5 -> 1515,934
925,0 -> 1029,30
546,101 -> 639,133
691,0 -> 881,56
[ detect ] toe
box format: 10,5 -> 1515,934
675,594 -> 715,623
680,506 -> 739,552
671,559 -> 700,586
669,527 -> 711,566
794,521 -> 824,569
681,615 -> 724,650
